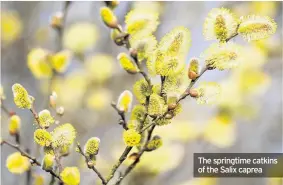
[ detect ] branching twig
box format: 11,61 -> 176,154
113,30 -> 242,184
1,140 -> 61,181
177,66 -> 208,103
114,65 -> 209,184
115,125 -> 156,185
76,143 -> 107,185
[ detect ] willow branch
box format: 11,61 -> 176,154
114,64 -> 209,184
1,140 -> 61,181
77,143 -> 107,185
105,15 -> 154,184
115,33 -> 241,183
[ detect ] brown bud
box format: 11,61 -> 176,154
129,48 -> 138,59
9,111 -> 16,117
188,71 -> 198,80
87,161 -> 95,167
168,103 -> 177,110
189,89 -> 199,98
128,153 -> 139,161
50,12 -> 63,29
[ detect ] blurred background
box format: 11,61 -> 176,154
1,1 -> 282,185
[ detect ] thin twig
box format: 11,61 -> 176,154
29,105 -> 41,126
225,33 -> 238,42
1,140 -> 61,181
77,143 -> 107,185
111,102 -> 128,130
54,150 -> 63,173
105,146 -> 132,183
1,101 -> 11,116
139,71 -> 151,87
56,1 -> 72,51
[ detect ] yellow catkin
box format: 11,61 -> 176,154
42,154 -> 54,171
60,167 -> 80,185
12,83 -> 33,109
117,90 -> 133,112
203,8 -> 238,42
238,15 -> 277,41
100,7 -> 118,28
6,152 -> 30,174
9,115 -> 21,135
123,129 -> 141,146
34,129 -> 52,147
84,137 -> 100,156
51,123 -> 76,148
117,53 -> 140,74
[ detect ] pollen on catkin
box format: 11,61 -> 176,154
12,83 -> 33,109
146,135 -> 163,151
6,152 -> 30,174
38,109 -> 54,128
133,78 -> 151,104
9,115 -> 21,135
155,118 -> 171,126
84,137 -> 100,156
123,129 -> 141,146
162,70 -> 188,95
117,53 -> 140,74
130,105 -> 146,122
152,84 -> 161,95
148,94 -> 168,117
100,7 -> 118,28
238,15 -> 277,41
202,42 -> 243,70
34,129 -> 52,146
51,123 -> 76,148
42,154 -> 54,171
155,26 -> 191,76
60,167 -> 80,185
192,82 -> 221,105
125,9 -> 159,36
117,90 -> 133,112
203,8 -> 238,42
129,34 -> 157,62
127,120 -> 140,130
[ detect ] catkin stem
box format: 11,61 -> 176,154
77,144 -> 107,185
